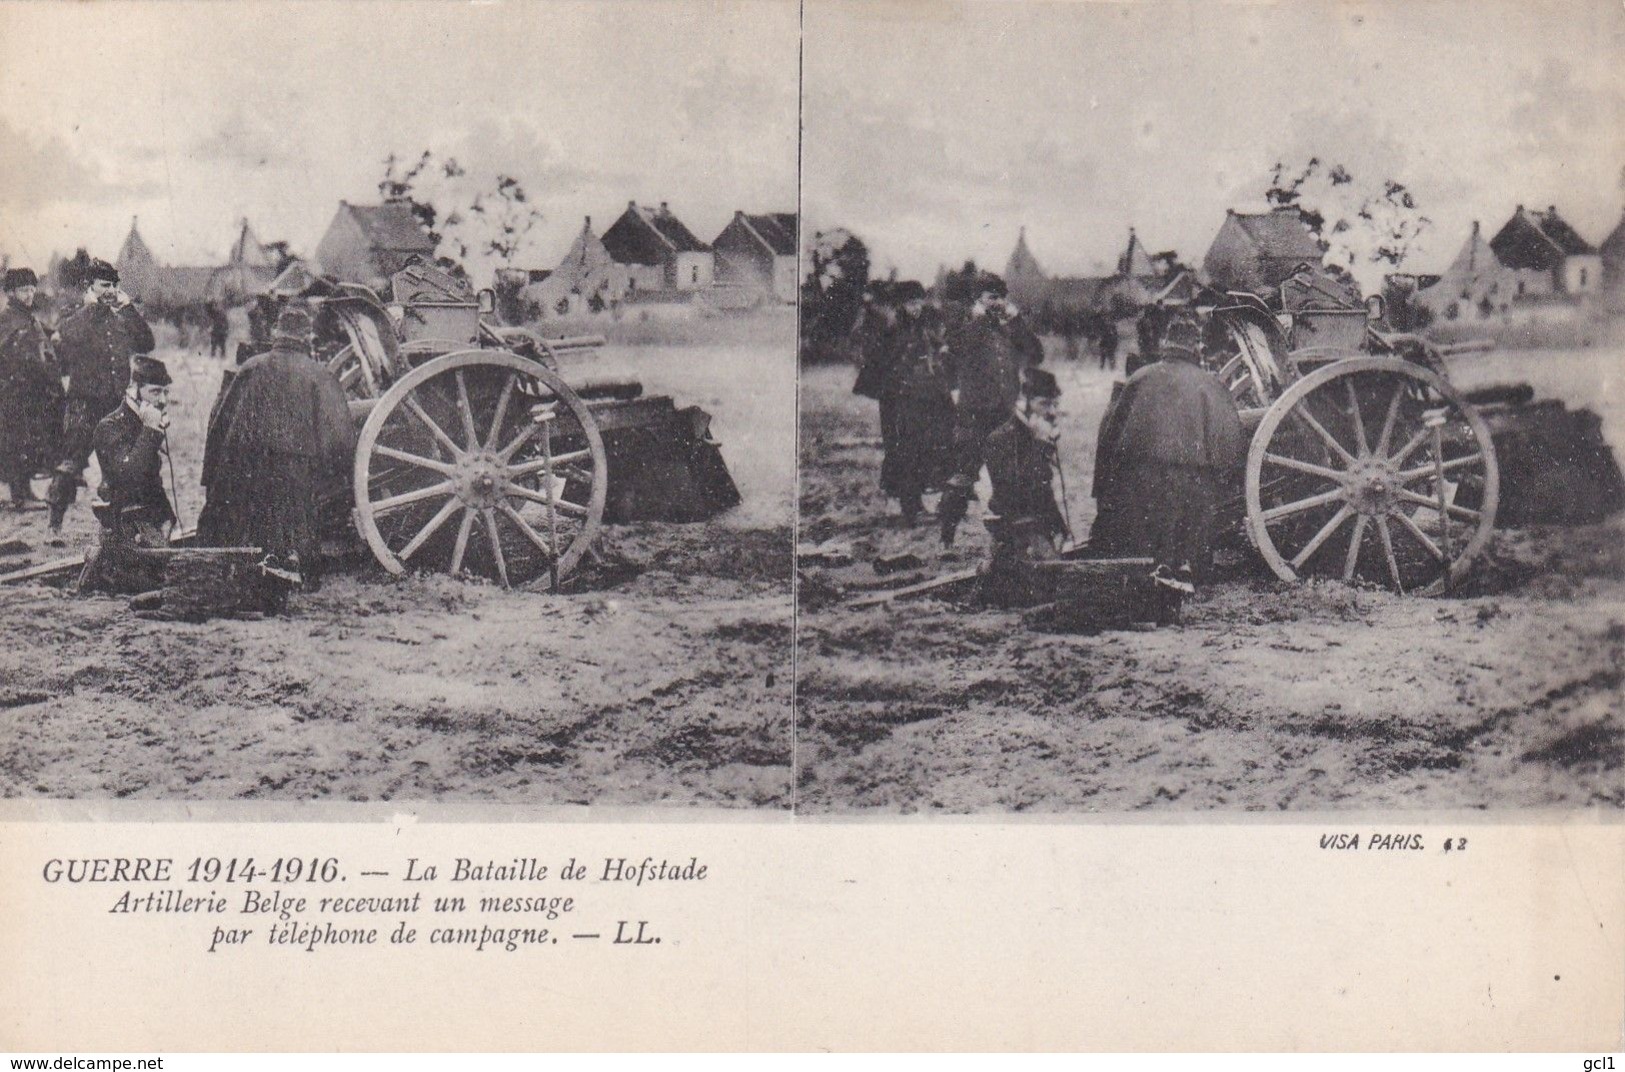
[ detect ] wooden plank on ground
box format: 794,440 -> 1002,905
845,568 -> 980,608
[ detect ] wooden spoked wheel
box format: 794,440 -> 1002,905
1244,356 -> 1499,594
353,350 -> 608,587
1211,317 -> 1279,408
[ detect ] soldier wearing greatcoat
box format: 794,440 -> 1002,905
1090,316 -> 1244,607
48,259 -> 155,534
0,268 -> 60,508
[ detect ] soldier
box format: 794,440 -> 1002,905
48,259 -> 155,535
1129,300 -> 1166,378
78,355 -> 174,595
200,306 -> 356,604
1090,316 -> 1244,613
0,268 -> 60,508
938,284 -> 1044,546
981,367 -> 1067,604
207,302 -> 230,359
1097,317 -> 1119,371
877,284 -> 954,522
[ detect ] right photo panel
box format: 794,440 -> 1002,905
796,0 -> 1625,813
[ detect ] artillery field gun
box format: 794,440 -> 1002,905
316,260 -> 740,589
1189,267 -> 1623,593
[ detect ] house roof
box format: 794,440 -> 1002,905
1601,212 -> 1625,263
602,202 -> 709,265
1117,228 -> 1155,278
117,219 -> 158,269
1491,205 -> 1595,270
737,212 -> 798,257
1229,208 -> 1323,261
342,201 -> 438,253
1005,227 -> 1045,281
229,220 -> 275,267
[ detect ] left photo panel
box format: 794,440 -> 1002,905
0,0 -> 799,809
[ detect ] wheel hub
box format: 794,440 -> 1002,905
1344,458 -> 1398,516
454,450 -> 507,509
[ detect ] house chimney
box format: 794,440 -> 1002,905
1548,205 -> 1557,217
659,201 -> 669,214
584,215 -> 591,232
628,200 -> 637,210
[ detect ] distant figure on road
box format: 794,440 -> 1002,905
207,302 -> 230,359
0,268 -> 60,509
1097,318 -> 1119,371
49,259 -> 155,536
1090,316 -> 1243,613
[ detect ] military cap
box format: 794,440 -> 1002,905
272,304 -> 314,346
130,354 -> 172,388
1023,367 -> 1061,400
3,267 -> 38,291
1160,317 -> 1202,359
86,259 -> 120,285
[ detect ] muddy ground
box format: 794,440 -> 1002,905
0,331 -> 795,806
796,346 -> 1625,813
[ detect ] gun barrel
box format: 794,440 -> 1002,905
1436,339 -> 1495,356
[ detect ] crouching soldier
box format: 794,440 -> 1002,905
981,368 -> 1067,606
79,356 -> 174,595
1091,317 -> 1244,619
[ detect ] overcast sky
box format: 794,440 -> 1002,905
0,0 -> 798,278
804,0 -> 1625,287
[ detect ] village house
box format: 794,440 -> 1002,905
1419,205 -> 1603,321
315,200 -> 438,291
599,201 -> 713,295
115,217 -> 281,308
711,211 -> 798,304
210,219 -> 281,302
1003,225 -> 1189,327
522,216 -> 631,317
1202,206 -> 1325,294
1601,209 -> 1625,313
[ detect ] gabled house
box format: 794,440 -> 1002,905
712,211 -> 797,303
114,218 -> 164,303
1420,205 -> 1603,321
315,200 -> 438,291
600,201 -> 713,293
209,218 -> 280,303
1600,209 -> 1625,312
115,217 -> 257,307
1202,206 -> 1324,294
525,216 -> 631,317
1490,204 -> 1602,300
1002,226 -> 1181,325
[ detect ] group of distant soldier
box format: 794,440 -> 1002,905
853,281 -> 1242,622
0,258 -> 353,614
